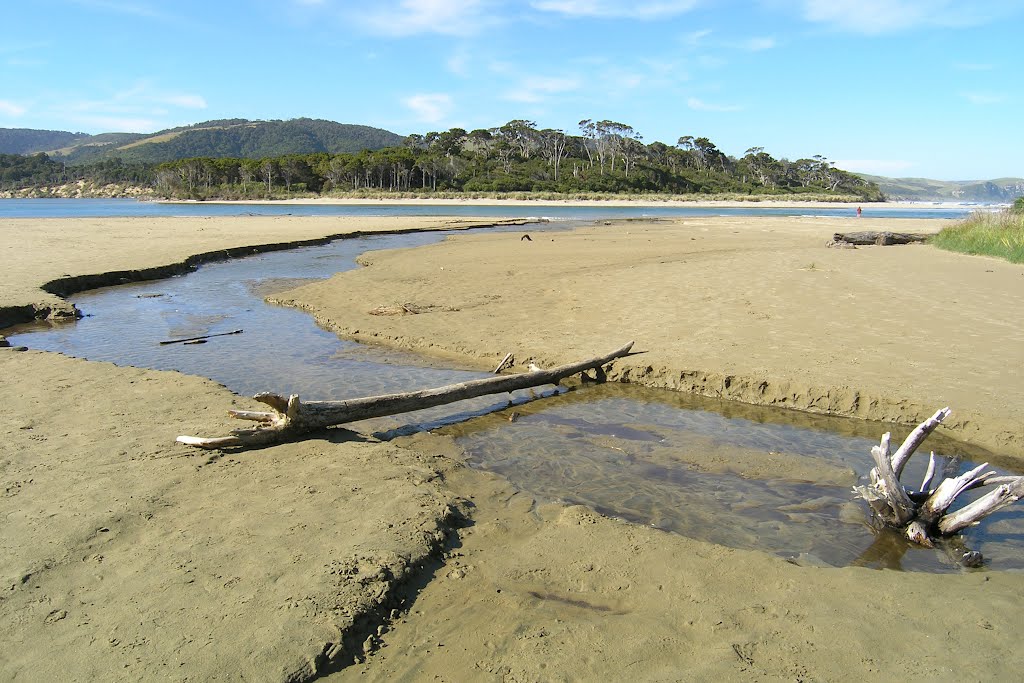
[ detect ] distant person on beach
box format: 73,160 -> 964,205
856,206 -> 862,218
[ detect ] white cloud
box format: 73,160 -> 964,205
403,93 -> 453,123
683,28 -> 712,46
800,0 -> 1018,34
687,97 -> 741,112
447,51 -> 471,77
161,94 -> 208,109
355,0 -> 495,36
741,37 -> 776,51
44,82 -> 210,133
0,100 -> 27,117
960,92 -> 1007,105
832,159 -> 917,175
954,62 -> 995,71
532,0 -> 698,19
63,115 -> 161,133
69,0 -> 174,21
503,75 -> 581,103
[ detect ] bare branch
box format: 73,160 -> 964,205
891,407 -> 951,479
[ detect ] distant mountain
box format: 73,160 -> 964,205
0,118 -> 406,165
858,174 -> 1024,203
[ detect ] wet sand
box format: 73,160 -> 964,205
2,210 -> 1023,681
277,215 -> 1023,457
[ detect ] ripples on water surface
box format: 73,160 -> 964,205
8,215 -> 1022,572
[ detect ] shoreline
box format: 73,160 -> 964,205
0,215 -> 534,329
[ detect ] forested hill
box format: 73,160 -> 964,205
0,128 -> 93,155
857,174 -> 1024,202
0,119 -> 405,164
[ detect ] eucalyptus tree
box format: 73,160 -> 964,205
498,120 -> 539,160
538,128 -> 569,181
742,147 -> 782,188
578,119 -> 598,170
238,159 -> 259,192
259,159 -> 277,193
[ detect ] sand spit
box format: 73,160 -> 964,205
0,215 -> 532,328
2,212 -> 1024,681
275,215 -> 1024,458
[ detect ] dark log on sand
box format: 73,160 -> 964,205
831,231 -> 929,246
177,341 -> 635,449
854,407 -> 1024,563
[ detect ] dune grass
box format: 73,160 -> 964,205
931,201 -> 1024,264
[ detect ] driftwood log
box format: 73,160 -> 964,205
177,341 -> 635,449
831,231 -> 929,246
160,329 -> 243,345
854,407 -> 1024,562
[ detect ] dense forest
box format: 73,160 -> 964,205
0,118 -> 883,200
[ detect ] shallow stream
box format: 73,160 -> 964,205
9,218 -> 1023,573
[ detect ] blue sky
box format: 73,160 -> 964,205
2,0 -> 1021,180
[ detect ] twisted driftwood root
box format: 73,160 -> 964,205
854,407 -> 1024,561
177,341 -> 636,449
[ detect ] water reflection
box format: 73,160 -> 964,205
441,383 -> 1023,573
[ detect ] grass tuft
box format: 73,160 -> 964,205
931,206 -> 1024,264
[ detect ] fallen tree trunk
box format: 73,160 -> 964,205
831,231 -> 929,246
178,341 -> 635,449
854,407 -> 1024,564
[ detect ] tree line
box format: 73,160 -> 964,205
1,119 -> 883,200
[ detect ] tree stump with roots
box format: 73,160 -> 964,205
854,407 -> 1024,565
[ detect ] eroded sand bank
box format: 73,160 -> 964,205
2,211 -> 1023,681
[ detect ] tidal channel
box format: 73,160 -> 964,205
9,221 -> 1023,573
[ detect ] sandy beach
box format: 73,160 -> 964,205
2,208 -> 1023,681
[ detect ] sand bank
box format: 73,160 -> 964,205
0,215 -> 529,326
2,213 -> 1023,681
276,215 -> 1024,458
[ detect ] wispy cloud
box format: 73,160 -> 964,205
503,75 -> 581,103
0,40 -> 51,55
739,37 -> 776,51
832,159 -> 916,175
43,82 -> 209,132
161,94 -> 208,109
687,97 -> 741,112
0,100 -> 27,118
531,0 -> 698,19
63,115 -> 163,132
69,0 -> 174,21
354,0 -> 496,36
953,62 -> 994,71
960,92 -> 1007,105
800,0 -> 1019,34
447,50 -> 471,77
403,93 -> 453,123
682,28 -> 712,46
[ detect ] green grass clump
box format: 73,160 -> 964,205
931,206 -> 1024,264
